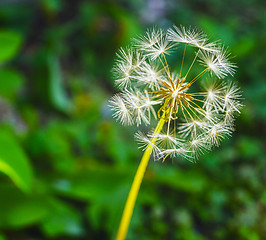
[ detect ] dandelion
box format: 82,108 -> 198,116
109,26 -> 242,240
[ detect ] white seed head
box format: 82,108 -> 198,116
109,26 -> 242,162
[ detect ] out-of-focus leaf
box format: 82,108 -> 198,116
0,234 -> 5,240
87,184 -> 128,234
53,165 -> 133,235
261,191 -> 266,205
98,123 -> 137,166
0,129 -> 33,192
48,54 -> 72,113
232,37 -> 255,57
0,185 -> 49,228
53,166 -> 132,200
239,227 -> 260,240
199,18 -> 235,45
111,5 -> 141,46
0,30 -> 22,63
0,234 -> 6,240
150,165 -> 207,193
237,137 -> 262,159
26,121 -> 76,173
0,69 -> 24,100
41,198 -> 84,238
42,0 -> 62,13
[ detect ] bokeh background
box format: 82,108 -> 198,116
0,0 -> 265,239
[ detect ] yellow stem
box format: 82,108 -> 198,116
116,117 -> 166,240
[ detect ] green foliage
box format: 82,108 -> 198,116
0,30 -> 22,64
0,0 -> 265,239
0,235 -> 6,240
0,69 -> 24,101
0,186 -> 47,228
40,198 -> 84,237
0,129 -> 33,192
47,54 -> 72,113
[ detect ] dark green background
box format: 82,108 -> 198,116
0,0 -> 265,239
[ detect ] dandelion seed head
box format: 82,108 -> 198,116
109,25 -> 242,162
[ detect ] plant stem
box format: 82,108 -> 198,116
116,117 -> 166,240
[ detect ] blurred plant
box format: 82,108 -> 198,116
109,26 -> 242,240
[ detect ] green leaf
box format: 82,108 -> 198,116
237,137 -> 262,159
41,198 -> 84,237
0,234 -> 6,240
0,30 -> 22,63
232,37 -> 255,57
0,69 -> 24,100
0,185 -> 49,228
151,165 -> 207,193
42,0 -> 62,13
53,166 -> 132,200
87,184 -> 128,233
199,18 -> 235,45
47,54 -> 72,113
0,129 -> 33,192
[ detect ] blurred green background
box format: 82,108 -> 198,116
0,0 -> 265,239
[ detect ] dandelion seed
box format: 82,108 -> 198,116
203,83 -> 225,112
152,130 -> 183,150
223,82 -> 242,113
178,120 -> 206,138
167,25 -> 218,52
109,94 -> 133,125
122,90 -> 150,126
134,61 -> 162,90
113,48 -> 145,89
205,123 -> 232,147
187,136 -> 209,160
135,131 -> 161,158
135,28 -> 162,50
167,25 -> 205,45
198,47 -> 237,79
217,46 -> 237,76
159,147 -> 191,162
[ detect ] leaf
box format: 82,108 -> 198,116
0,69 -> 24,101
0,129 -> 33,192
237,136 -> 262,159
41,198 -> 84,238
53,166 -> 132,235
199,18 -> 235,46
53,166 -> 132,200
47,54 -> 72,113
0,30 -> 22,63
232,37 -> 255,57
87,184 -> 129,233
0,185 -> 49,228
0,234 -> 6,240
150,165 -> 207,193
42,0 -> 62,12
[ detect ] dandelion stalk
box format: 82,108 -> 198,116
110,25 -> 242,240
116,116 -> 166,240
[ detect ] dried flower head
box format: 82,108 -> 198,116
109,25 -> 242,162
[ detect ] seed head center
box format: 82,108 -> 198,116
172,89 -> 179,98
